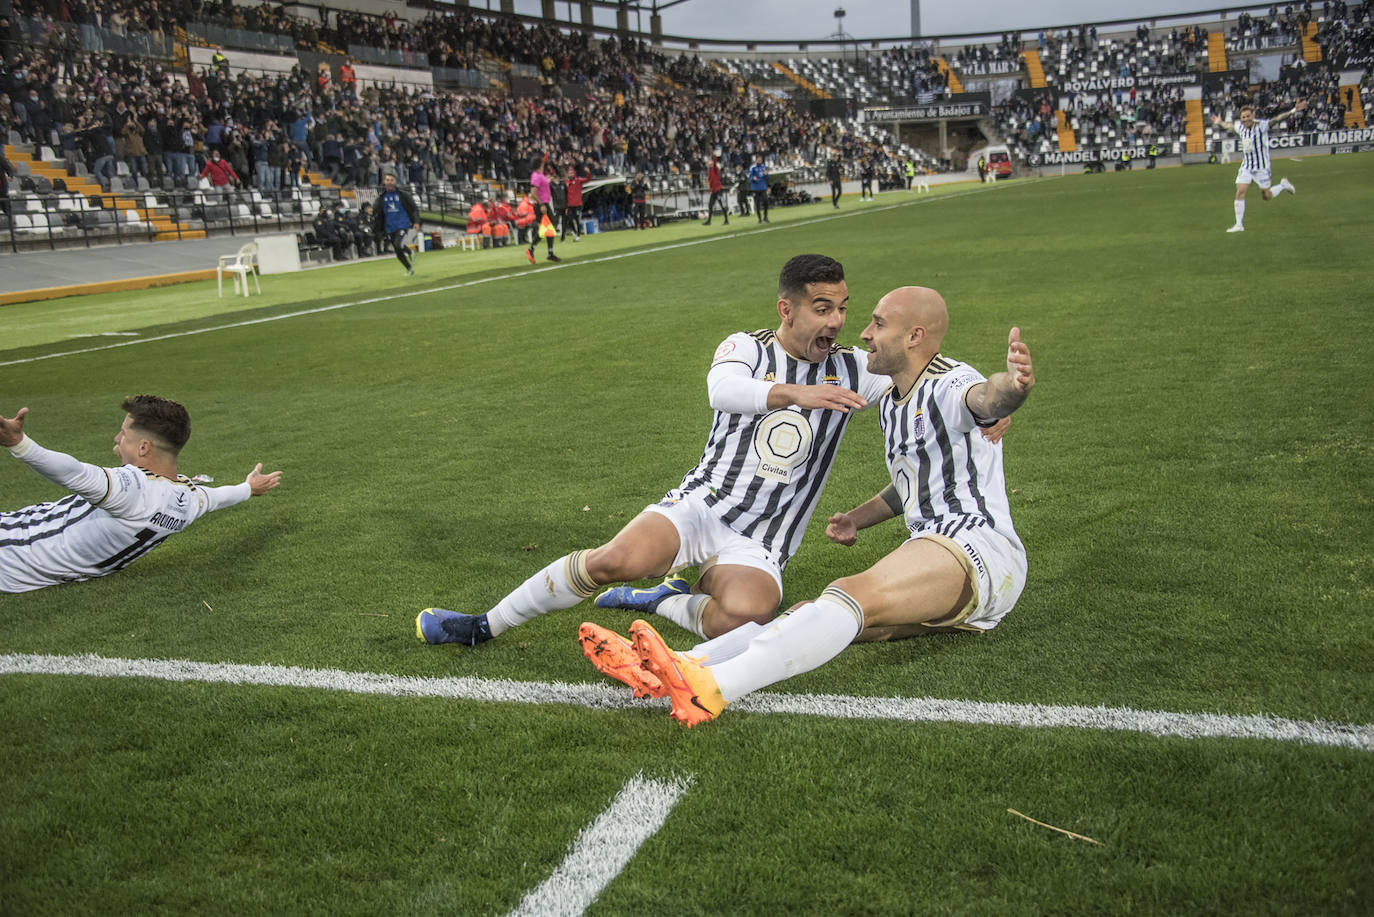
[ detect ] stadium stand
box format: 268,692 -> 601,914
1,0 -> 1369,253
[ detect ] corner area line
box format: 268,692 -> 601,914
0,184 -> 1011,369
507,773 -> 693,917
2,652 -> 1370,752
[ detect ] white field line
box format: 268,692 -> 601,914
3,652 -> 1370,752
0,183 -> 1017,369
507,773 -> 692,917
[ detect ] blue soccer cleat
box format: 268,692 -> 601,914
593,576 -> 690,614
416,608 -> 493,646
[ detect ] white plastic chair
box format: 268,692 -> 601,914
217,242 -> 261,297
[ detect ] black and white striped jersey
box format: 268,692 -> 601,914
1236,118 -> 1272,172
877,354 -> 1023,553
2,444 -> 250,592
669,329 -> 890,569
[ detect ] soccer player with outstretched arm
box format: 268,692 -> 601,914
1212,99 -> 1306,233
590,286 -> 1035,727
1,396 -> 281,592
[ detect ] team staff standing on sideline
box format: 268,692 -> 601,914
748,154 -> 770,223
1213,99 -> 1305,233
372,172 -> 420,275
703,154 -> 729,225
826,156 -> 843,208
1,397 -> 282,593
614,287 -> 1036,727
562,165 -> 586,242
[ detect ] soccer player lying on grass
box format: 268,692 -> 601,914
1,396 -> 282,593
582,286 -> 1035,725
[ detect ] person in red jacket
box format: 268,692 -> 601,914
703,154 -> 728,226
562,165 -> 586,242
466,197 -> 489,243
513,192 -> 536,246
493,196 -> 517,247
199,149 -> 240,187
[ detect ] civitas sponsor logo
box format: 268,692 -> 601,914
760,461 -> 789,477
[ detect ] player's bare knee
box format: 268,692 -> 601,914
703,599 -> 774,638
585,542 -> 661,584
827,574 -> 873,609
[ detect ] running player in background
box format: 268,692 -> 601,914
1212,99 -> 1306,233
607,286 -> 1036,727
1,396 -> 282,593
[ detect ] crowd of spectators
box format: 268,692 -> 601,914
3,0 -> 1370,213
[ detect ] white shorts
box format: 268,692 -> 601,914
1235,166 -> 1272,189
643,491 -> 783,594
916,526 -> 1027,632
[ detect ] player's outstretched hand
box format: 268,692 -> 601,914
246,462 -> 283,496
0,407 -> 29,448
785,384 -> 868,413
826,512 -> 858,546
1007,327 -> 1034,394
980,415 -> 1012,444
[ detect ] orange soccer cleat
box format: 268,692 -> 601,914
578,622 -> 666,699
628,619 -> 727,727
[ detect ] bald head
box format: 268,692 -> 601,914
881,286 -> 948,349
862,286 -> 951,382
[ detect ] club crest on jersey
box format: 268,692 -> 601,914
823,374 -> 840,386
911,410 -> 924,438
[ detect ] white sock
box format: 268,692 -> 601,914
486,550 -> 596,635
688,620 -> 765,663
654,593 -> 710,637
708,587 -> 864,702
1233,199 -> 1245,226
1271,181 -> 1287,197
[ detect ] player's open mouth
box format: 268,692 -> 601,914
815,336 -> 833,351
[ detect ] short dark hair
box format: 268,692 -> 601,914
121,395 -> 191,452
778,254 -> 845,303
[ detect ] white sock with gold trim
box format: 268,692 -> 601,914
486,550 -> 596,636
707,587 -> 863,702
654,593 -> 710,637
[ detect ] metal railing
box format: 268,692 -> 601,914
2,186 -> 341,253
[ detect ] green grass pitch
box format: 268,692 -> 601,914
2,157 -> 1372,915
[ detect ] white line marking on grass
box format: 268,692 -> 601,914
0,185 -> 1015,369
4,652 -> 1370,752
507,773 -> 692,917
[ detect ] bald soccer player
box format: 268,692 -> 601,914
604,286 -> 1036,726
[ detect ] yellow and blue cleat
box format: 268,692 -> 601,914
593,576 -> 690,614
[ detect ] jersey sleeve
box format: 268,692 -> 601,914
938,365 -> 989,433
706,333 -> 771,413
8,434 -> 116,509
196,481 -> 253,513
